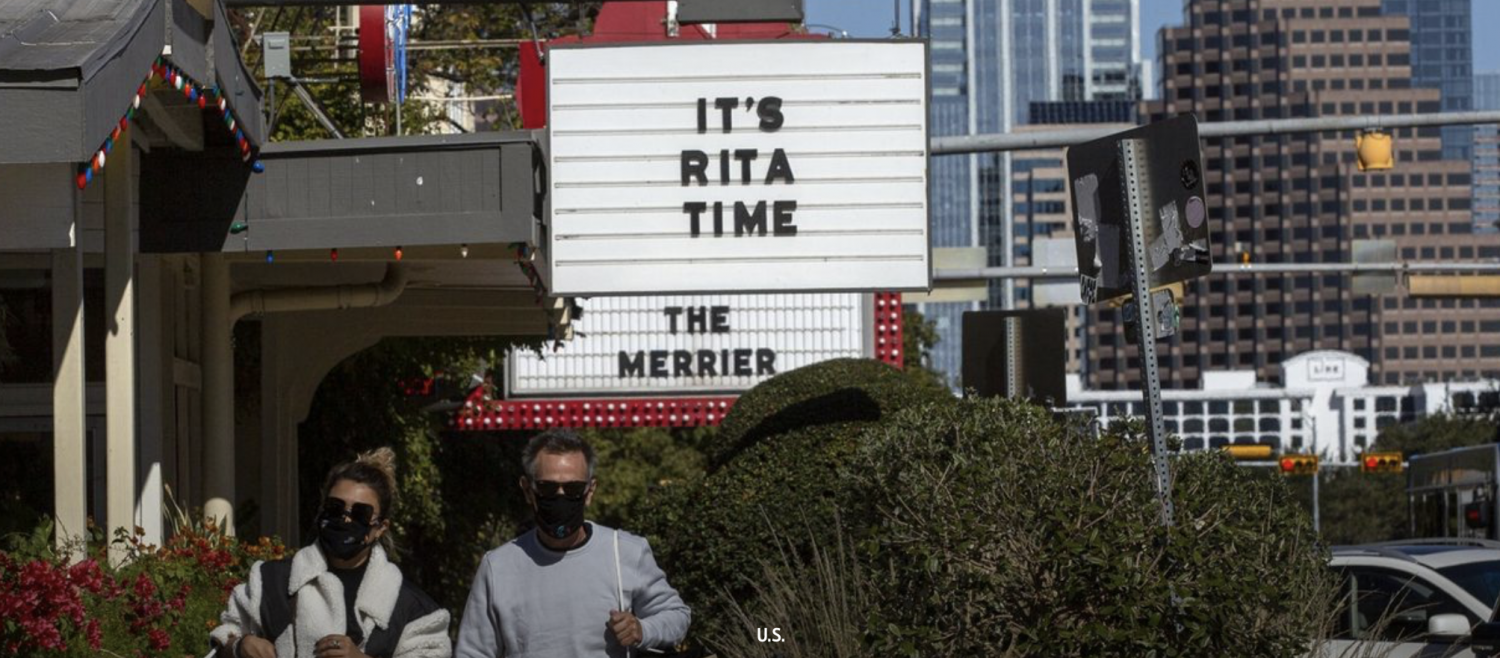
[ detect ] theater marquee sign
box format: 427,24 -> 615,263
545,40 -> 931,295
506,293 -> 872,396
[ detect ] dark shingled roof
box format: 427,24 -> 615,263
0,0 -> 155,79
0,0 -> 262,164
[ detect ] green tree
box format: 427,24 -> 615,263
901,306 -> 948,392
229,4 -> 588,142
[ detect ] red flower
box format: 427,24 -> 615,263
68,559 -> 106,594
133,572 -> 157,599
147,627 -> 171,652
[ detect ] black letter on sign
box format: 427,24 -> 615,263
673,351 -> 693,377
734,149 -> 759,185
619,352 -> 645,378
697,350 -> 717,376
710,306 -> 731,333
734,201 -> 768,237
683,202 -> 707,237
649,350 -> 669,378
757,96 -> 784,132
773,200 -> 798,236
719,149 -> 731,186
733,349 -> 753,376
663,306 -> 684,334
713,201 -> 725,237
696,97 -> 707,134
756,349 -> 777,375
715,97 -> 738,133
765,148 -> 795,185
681,150 -> 708,186
687,306 -> 708,334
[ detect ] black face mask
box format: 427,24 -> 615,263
317,511 -> 374,561
533,494 -> 587,540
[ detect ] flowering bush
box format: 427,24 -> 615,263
0,517 -> 285,658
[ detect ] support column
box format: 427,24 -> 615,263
201,252 -> 235,535
104,131 -> 137,564
260,318 -> 299,542
51,246 -> 86,561
136,256 -> 164,545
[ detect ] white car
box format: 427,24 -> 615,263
1322,539 -> 1500,657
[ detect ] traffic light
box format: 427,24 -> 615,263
1465,501 -> 1492,530
1356,130 -> 1394,172
1223,444 -> 1273,460
1361,451 -> 1404,474
1279,453 -> 1319,476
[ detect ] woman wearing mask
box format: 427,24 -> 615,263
211,448 -> 451,658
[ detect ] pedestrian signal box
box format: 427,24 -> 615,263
1361,451 -> 1404,474
1279,454 -> 1319,476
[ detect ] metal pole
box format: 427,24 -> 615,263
1120,138 -> 1174,528
933,261 -> 1500,281
931,110 -> 1500,155
1313,470 -> 1321,533
289,78 -> 345,139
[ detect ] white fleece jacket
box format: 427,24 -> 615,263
210,544 -> 451,658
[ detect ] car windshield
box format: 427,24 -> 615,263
1437,560 -> 1500,611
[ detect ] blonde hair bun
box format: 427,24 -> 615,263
356,447 -> 398,490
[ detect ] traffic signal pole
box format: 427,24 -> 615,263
932,109 -> 1500,155
933,261 -> 1500,282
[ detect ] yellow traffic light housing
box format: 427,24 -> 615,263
1361,451 -> 1404,474
1279,453 -> 1319,476
1356,130 -> 1394,172
1223,444 -> 1273,460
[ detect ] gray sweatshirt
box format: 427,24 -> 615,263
454,522 -> 691,658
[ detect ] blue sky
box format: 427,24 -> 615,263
805,0 -> 1500,74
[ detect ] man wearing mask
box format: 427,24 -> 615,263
455,430 -> 691,658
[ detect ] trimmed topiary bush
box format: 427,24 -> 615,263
636,358 -> 952,645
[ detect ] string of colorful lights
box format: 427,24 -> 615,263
77,56 -> 260,190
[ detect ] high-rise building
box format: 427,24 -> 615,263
1475,71 -> 1500,234
1086,0 -> 1140,100
916,0 -> 1140,385
1089,0 -> 1500,392
1380,0 -> 1473,161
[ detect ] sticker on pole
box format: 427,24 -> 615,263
546,40 -> 931,295
1065,114 -> 1211,303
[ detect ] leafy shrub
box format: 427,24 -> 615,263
636,358 -> 951,644
850,397 -> 1335,657
638,357 -> 1335,655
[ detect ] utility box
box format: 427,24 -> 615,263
263,32 -> 291,79
1408,444 -> 1500,540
